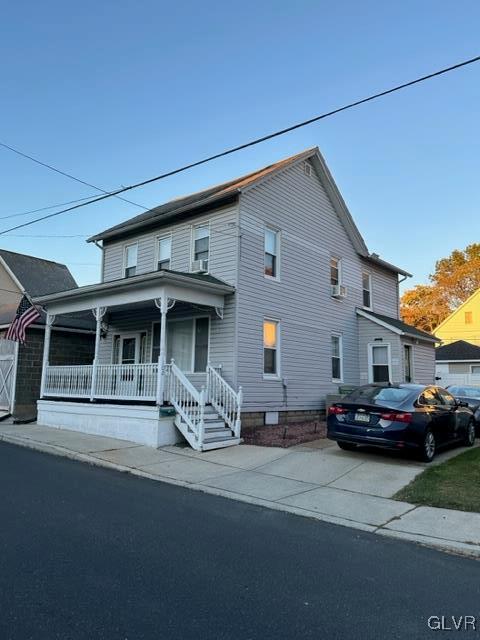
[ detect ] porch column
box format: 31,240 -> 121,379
90,307 -> 107,402
155,296 -> 175,405
40,313 -> 55,398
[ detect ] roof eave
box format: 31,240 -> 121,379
362,254 -> 412,278
87,192 -> 239,244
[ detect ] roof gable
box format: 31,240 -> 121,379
357,308 -> 438,343
435,288 -> 480,334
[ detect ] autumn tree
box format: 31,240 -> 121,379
400,243 -> 480,332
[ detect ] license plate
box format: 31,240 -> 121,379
355,412 -> 370,424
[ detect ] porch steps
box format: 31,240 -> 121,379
173,403 -> 241,451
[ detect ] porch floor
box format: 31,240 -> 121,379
1,421 -> 479,558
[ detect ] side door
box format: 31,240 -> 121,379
417,387 -> 450,445
437,387 -> 464,442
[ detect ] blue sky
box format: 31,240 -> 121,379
1,0 -> 479,289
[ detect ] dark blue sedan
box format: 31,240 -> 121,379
327,384 -> 476,462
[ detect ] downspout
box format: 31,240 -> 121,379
397,273 -> 410,318
92,240 -> 105,282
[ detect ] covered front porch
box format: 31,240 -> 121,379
34,270 -> 242,450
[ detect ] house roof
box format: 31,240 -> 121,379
356,309 -> 438,343
87,148 -> 409,277
0,249 -> 77,297
435,340 -> 480,362
0,249 -> 94,331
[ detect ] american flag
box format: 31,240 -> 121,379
4,295 -> 40,343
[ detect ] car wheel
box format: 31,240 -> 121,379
420,430 -> 436,462
337,441 -> 357,452
464,420 -> 476,447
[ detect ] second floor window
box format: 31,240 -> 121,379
362,272 -> 372,308
157,235 -> 171,270
330,257 -> 342,286
193,225 -> 209,265
124,243 -> 138,278
264,228 -> 279,278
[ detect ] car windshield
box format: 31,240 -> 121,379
345,385 -> 412,405
448,386 -> 480,399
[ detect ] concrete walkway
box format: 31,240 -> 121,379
1,421 -> 479,558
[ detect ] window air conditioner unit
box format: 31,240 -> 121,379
331,284 -> 347,299
191,259 -> 208,273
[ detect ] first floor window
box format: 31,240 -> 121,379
124,243 -> 138,278
264,227 -> 279,278
370,344 -> 391,383
362,272 -> 372,308
152,317 -> 209,372
331,335 -> 343,381
330,257 -> 341,286
471,365 -> 480,374
263,320 -> 279,376
157,235 -> 172,270
193,225 -> 210,265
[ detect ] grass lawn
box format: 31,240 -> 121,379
395,447 -> 480,513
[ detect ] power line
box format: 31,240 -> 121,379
3,234 -> 89,238
0,194 -> 106,221
0,141 -> 149,211
1,53 -> 479,238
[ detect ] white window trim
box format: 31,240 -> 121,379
362,271 -> 373,310
367,342 -> 392,384
190,221 -> 211,272
155,232 -> 172,270
263,318 -> 281,380
331,333 -> 343,383
123,242 -> 138,278
264,226 -> 281,282
113,332 -> 142,364
150,315 -> 211,373
470,364 -> 480,374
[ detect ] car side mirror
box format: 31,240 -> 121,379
457,400 -> 469,408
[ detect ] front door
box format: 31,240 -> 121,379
116,334 -> 141,397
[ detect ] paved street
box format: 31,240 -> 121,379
1,442 -> 479,639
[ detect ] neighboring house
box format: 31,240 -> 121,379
435,340 -> 480,387
435,288 -> 480,346
33,147 -> 436,450
0,249 -> 95,420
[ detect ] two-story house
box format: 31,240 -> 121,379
34,147 -> 436,450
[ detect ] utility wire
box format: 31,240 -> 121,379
0,141 -> 149,211
1,53 -> 479,238
0,194 -> 108,221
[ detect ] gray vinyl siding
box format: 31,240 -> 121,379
237,160 -> 370,411
361,260 -> 399,318
357,317 -> 402,383
102,204 -> 239,287
401,337 -> 435,385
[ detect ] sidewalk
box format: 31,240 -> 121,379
1,421 -> 479,558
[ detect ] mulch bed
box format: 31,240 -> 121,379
241,421 -> 327,448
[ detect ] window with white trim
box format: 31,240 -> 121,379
151,317 -> 209,373
124,243 -> 138,278
264,228 -> 279,278
471,365 -> 480,374
331,335 -> 343,382
157,235 -> 172,270
193,225 -> 210,265
369,344 -> 391,383
263,320 -> 279,376
330,257 -> 342,286
362,272 -> 372,309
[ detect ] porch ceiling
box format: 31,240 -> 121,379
33,270 -> 235,315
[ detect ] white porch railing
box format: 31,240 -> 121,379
206,364 -> 243,437
43,363 -> 159,401
165,361 -> 206,446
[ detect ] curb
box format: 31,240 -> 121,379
1,433 -> 479,560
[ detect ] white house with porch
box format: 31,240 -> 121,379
34,147 -> 436,451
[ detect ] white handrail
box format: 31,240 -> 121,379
206,364 -> 242,437
165,361 -> 205,444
